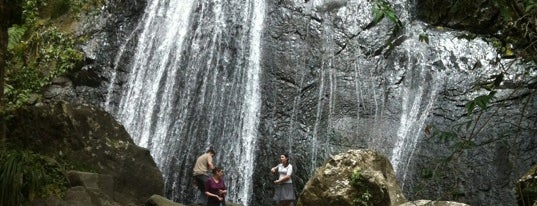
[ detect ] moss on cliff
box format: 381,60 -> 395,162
4,0 -> 108,110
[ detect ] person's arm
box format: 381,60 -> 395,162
270,164 -> 280,173
205,191 -> 224,201
208,161 -> 215,170
275,175 -> 290,184
218,189 -> 227,196
219,182 -> 227,195
205,179 -> 224,201
208,156 -> 215,170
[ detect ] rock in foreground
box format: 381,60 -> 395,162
296,149 -> 407,206
6,102 -> 164,205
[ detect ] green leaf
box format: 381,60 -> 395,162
7,25 -> 27,51
465,100 -> 476,114
474,94 -> 493,110
372,9 -> 384,24
419,34 -> 429,44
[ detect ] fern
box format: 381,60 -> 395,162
7,25 -> 27,51
0,149 -> 68,205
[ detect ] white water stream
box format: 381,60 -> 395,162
105,0 -> 265,204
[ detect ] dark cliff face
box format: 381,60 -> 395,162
415,0 -> 501,34
60,0 -> 537,205
44,0 -> 146,107
255,1 -> 537,206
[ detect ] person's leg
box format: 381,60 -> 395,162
195,175 -> 208,205
199,175 -> 209,205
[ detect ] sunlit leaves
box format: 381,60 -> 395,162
465,73 -> 503,115
7,25 -> 27,51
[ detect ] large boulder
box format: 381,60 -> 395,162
398,200 -> 470,206
296,149 -> 407,206
145,195 -> 185,206
5,101 -> 164,205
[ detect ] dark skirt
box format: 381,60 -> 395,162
273,183 -> 295,201
206,198 -> 225,206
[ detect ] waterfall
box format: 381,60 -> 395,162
239,0 -> 265,203
390,62 -> 441,180
388,21 -> 499,180
106,0 -> 265,204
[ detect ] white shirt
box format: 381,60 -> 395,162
277,163 -> 293,184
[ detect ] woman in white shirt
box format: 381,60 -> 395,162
271,154 -> 295,206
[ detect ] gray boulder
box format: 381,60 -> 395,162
398,200 -> 470,206
145,195 -> 184,206
296,149 -> 407,206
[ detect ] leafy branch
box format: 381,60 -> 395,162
492,0 -> 537,60
365,0 -> 403,31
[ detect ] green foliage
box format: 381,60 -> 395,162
418,34 -> 429,44
350,169 -> 372,206
0,148 -> 68,205
370,0 -> 403,29
5,0 -> 84,110
7,25 -> 27,51
491,0 -> 537,60
350,169 -> 363,187
465,91 -> 496,115
418,168 -> 433,179
354,191 -> 372,206
22,0 -> 39,25
468,73 -> 503,107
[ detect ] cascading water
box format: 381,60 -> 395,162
390,56 -> 442,180
389,22 -> 500,181
105,0 -> 265,204
97,0 -> 533,204
298,0 -> 501,186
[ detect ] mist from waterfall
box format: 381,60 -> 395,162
105,0 -> 265,204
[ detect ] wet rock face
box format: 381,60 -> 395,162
43,0 -> 146,107
55,0 -> 537,205
415,0 -> 500,34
